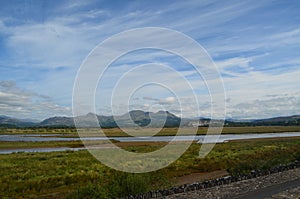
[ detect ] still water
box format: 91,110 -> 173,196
1,132 -> 300,154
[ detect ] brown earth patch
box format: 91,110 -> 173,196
175,170 -> 229,186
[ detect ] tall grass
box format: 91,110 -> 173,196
1,138 -> 300,198
67,171 -> 170,199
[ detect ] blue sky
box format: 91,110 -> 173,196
0,0 -> 300,120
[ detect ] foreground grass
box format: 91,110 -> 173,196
1,137 -> 300,198
0,149 -> 170,199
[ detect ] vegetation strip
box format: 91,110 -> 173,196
2,126 -> 300,136
1,137 -> 300,198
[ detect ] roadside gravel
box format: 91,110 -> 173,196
161,167 -> 300,199
270,186 -> 300,199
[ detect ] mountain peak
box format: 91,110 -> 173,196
86,112 -> 98,117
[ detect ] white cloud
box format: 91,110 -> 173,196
216,57 -> 253,69
0,81 -> 71,119
223,67 -> 300,118
158,97 -> 176,105
268,28 -> 300,42
228,95 -> 300,119
3,20 -> 94,68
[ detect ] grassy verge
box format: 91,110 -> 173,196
0,141 -> 84,149
156,126 -> 300,136
1,126 -> 300,136
0,128 -> 77,134
1,137 -> 300,198
0,140 -> 121,149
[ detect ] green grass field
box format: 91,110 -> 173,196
1,136 -> 300,198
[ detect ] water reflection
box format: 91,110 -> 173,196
1,132 -> 300,154
0,147 -> 84,154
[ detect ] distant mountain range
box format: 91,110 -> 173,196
0,111 -> 300,128
0,110 -> 183,128
253,115 -> 300,126
0,115 -> 39,128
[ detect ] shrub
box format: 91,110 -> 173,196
67,170 -> 170,199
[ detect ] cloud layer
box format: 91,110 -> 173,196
0,0 -> 299,119
0,81 -> 70,119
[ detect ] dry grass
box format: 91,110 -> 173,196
2,126 -> 300,136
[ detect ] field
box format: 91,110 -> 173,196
1,126 -> 300,136
1,127 -> 300,198
0,141 -> 83,149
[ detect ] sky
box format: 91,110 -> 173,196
0,0 -> 300,120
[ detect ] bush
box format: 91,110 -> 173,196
68,171 -> 170,199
